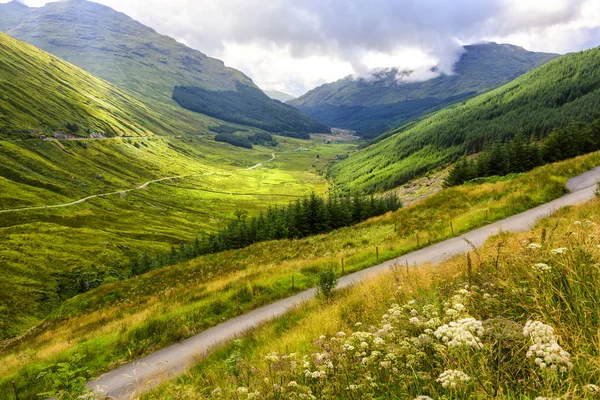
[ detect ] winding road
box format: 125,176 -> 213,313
88,166 -> 600,399
0,153 -> 276,214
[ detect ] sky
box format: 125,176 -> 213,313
4,0 -> 600,96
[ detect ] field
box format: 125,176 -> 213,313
2,151 -> 599,398
0,134 -> 354,339
146,190 -> 600,400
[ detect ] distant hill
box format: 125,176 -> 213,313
0,0 -> 28,31
291,43 -> 558,138
265,90 -> 297,102
1,0 -> 328,134
330,47 -> 600,193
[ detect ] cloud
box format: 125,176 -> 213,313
3,0 -> 599,95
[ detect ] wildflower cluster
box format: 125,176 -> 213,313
436,369 -> 471,389
434,318 -> 484,348
524,321 -> 573,374
532,263 -> 552,273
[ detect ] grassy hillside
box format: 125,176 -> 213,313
331,46 -> 600,193
0,32 -> 208,137
0,135 -> 348,340
2,151 -> 599,398
148,196 -> 600,400
291,43 -> 557,137
1,0 -> 328,134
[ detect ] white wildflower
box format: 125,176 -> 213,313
212,387 -> 222,397
435,318 -> 484,348
265,352 -> 279,363
528,243 -> 543,249
437,369 -> 471,389
409,317 -> 421,325
532,263 -> 552,273
237,387 -> 248,394
524,321 -> 573,374
288,381 -> 298,388
551,248 -> 568,255
587,384 -> 600,393
414,397 -> 434,400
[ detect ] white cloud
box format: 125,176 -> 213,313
2,0 -> 599,95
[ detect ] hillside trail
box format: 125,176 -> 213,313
89,166 -> 600,399
0,153 -> 276,214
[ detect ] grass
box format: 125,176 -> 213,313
1,151 -> 599,398
0,134 -> 353,339
145,192 -> 600,400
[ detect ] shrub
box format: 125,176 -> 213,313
317,268 -> 337,298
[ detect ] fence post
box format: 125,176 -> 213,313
376,247 -> 379,260
342,258 -> 345,274
416,234 -> 419,247
450,221 -> 454,235
12,382 -> 19,400
486,209 -> 489,221
406,260 -> 409,275
292,275 -> 295,291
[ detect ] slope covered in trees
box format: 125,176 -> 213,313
291,43 -> 557,138
331,46 -> 600,193
173,84 -> 330,134
444,121 -> 600,187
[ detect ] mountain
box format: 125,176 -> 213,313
0,32 -> 203,137
291,43 -> 558,138
330,47 -> 600,193
1,0 -> 328,134
265,90 -> 297,102
0,0 -> 28,31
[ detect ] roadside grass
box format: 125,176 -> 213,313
146,197 -> 600,400
2,151 -> 599,398
0,135 -> 353,339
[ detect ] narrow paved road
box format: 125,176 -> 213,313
0,153 -> 275,214
89,167 -> 600,399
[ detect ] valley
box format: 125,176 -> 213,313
1,1 -> 599,399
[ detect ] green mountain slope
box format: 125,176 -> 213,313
1,0 -> 328,133
291,43 -> 558,137
330,47 -> 600,193
0,32 -> 205,137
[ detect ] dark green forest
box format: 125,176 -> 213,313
331,46 -> 600,193
173,83 -> 331,134
444,119 -> 600,186
129,193 -> 401,276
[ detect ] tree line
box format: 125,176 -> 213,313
130,193 -> 402,276
444,119 -> 600,187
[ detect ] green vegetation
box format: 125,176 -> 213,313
0,135 -> 351,340
331,46 -> 600,193
2,151 -> 599,398
147,197 -> 600,399
214,133 -> 253,149
445,121 -> 600,186
0,32 -> 207,137
291,43 -> 557,138
173,84 -> 330,134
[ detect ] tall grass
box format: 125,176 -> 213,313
147,198 -> 600,399
2,152 -> 599,398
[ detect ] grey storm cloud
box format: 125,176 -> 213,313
7,0 -> 598,93
143,0 -> 587,71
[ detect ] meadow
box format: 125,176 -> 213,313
146,188 -> 600,400
0,134 -> 353,339
2,151 -> 599,398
